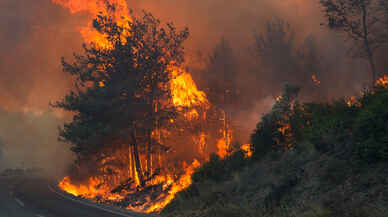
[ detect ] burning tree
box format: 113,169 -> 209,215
53,9 -> 189,186
51,1 -> 243,212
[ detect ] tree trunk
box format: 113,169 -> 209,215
130,145 -> 135,180
131,130 -> 145,187
128,144 -> 132,179
361,3 -> 377,84
147,129 -> 152,177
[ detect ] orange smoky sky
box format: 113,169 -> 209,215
0,0 -> 371,172
0,0 -> 323,113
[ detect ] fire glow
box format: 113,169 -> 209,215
52,0 -> 249,213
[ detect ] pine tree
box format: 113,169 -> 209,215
53,10 -> 189,186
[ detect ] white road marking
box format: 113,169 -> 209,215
48,185 -> 138,217
36,215 -> 45,217
14,198 -> 24,207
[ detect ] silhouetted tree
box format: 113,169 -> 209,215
205,38 -> 238,110
252,19 -> 320,95
253,18 -> 297,85
320,0 -> 388,83
53,10 -> 189,186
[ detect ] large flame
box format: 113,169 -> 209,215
59,176 -> 124,201
52,0 -> 131,49
144,159 -> 201,213
169,65 -> 209,108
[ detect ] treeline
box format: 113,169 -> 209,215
197,0 -> 388,116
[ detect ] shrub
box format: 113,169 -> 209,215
192,151 -> 247,183
353,86 -> 388,163
192,153 -> 225,183
321,158 -> 349,185
303,100 -> 358,154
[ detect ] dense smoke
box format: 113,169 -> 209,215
0,108 -> 72,177
0,0 -> 383,167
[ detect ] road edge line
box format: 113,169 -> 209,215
48,184 -> 138,217
15,198 -> 25,207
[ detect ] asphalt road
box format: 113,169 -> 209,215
0,177 -> 37,217
0,175 -> 153,217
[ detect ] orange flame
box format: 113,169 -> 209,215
346,96 -> 361,107
240,144 -> 252,158
216,137 -> 231,159
51,0 -> 132,49
58,176 -> 124,201
169,66 -> 209,108
144,159 -> 200,213
312,74 -> 321,86
376,75 -> 388,87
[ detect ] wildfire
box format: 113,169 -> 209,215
59,159 -> 200,213
376,75 -> 388,87
312,74 -> 321,86
278,123 -> 291,135
240,144 -> 253,158
216,138 -> 229,159
346,96 -> 361,107
53,0 -> 234,214
144,159 -> 201,213
169,65 -> 209,108
52,0 -> 131,49
58,176 -> 124,201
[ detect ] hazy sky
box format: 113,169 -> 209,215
0,0 -> 326,112
0,0 -> 371,170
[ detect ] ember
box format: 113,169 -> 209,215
376,75 -> 388,87
312,74 -> 321,86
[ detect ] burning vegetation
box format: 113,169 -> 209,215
52,0 -> 249,213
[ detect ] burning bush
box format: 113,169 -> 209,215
250,84 -> 301,160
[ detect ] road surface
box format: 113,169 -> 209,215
0,175 -> 153,217
0,176 -> 38,217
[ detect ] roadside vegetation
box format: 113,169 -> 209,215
160,1 -> 388,216
161,81 -> 388,217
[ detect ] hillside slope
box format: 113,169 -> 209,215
161,82 -> 388,217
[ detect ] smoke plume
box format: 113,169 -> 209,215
0,0 -> 383,163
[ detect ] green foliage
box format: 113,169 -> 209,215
192,150 -> 247,183
353,87 -> 388,163
163,84 -> 388,217
251,81 -> 388,164
303,100 -> 358,153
